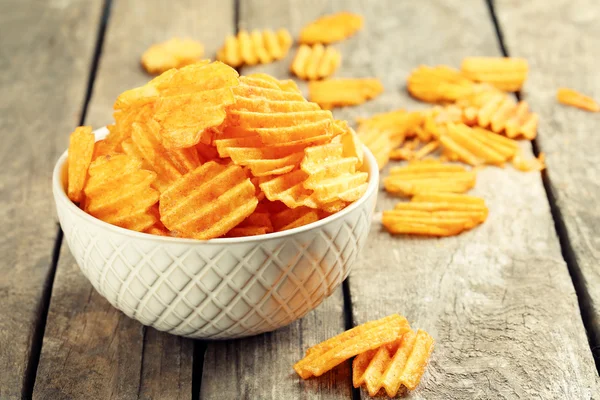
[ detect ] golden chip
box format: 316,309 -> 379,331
354,329 -> 435,396
299,11 -> 363,44
291,44 -> 341,80
383,193 -> 488,237
159,161 -> 258,239
512,151 -> 546,172
272,206 -> 319,232
309,78 -> 384,109
217,29 -> 292,67
461,57 -> 528,92
226,202 -> 274,237
556,87 -> 600,112
384,160 -> 476,197
67,126 -> 95,203
141,38 -> 205,75
407,65 -> 474,103
294,314 -> 411,379
84,154 -> 160,232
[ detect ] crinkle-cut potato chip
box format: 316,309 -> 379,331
512,151 -> 546,172
455,85 -> 538,139
353,329 -> 434,396
384,160 -> 476,197
84,154 -> 160,232
114,62 -> 240,150
291,44 -> 341,81
383,193 -> 488,237
67,126 -> 95,203
357,109 -> 423,147
407,65 -> 475,103
217,29 -> 292,67
141,38 -> 205,75
121,120 -> 201,192
229,75 -> 340,147
159,161 -> 258,240
461,57 -> 528,92
356,124 -> 392,171
309,78 -> 383,109
556,88 -> 600,112
338,125 -> 364,167
299,11 -> 363,45
294,314 -> 411,379
226,202 -> 274,237
272,206 -> 319,232
440,123 -> 516,166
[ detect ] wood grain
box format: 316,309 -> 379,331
201,2 -> 353,399
33,0 -> 233,398
344,0 -> 600,398
495,0 -> 600,364
0,0 -> 103,397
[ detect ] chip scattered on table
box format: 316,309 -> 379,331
461,57 -> 528,92
291,44 -> 341,80
141,38 -> 205,74
556,87 -> 600,112
299,11 -> 363,44
217,29 -> 292,67
309,78 -> 384,109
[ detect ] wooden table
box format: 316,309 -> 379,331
1,0 -> 600,398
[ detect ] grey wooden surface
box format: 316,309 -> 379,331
2,0 -> 599,398
346,0 -> 600,398
495,0 -> 600,364
0,0 -> 103,397
32,0 -> 233,398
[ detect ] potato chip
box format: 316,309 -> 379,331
121,120 -> 201,192
141,38 -> 205,74
455,85 -> 538,139
444,123 -> 508,166
299,12 -> 363,45
294,314 -> 411,379
272,206 -> 319,232
357,109 -> 423,147
556,88 -> 600,112
512,151 -> 546,172
226,202 -> 274,237
407,65 -> 475,103
461,57 -> 528,92
383,193 -> 488,236
291,44 -> 341,80
384,160 -> 476,197
338,125 -> 364,167
67,126 -> 95,203
354,329 -> 434,396
309,78 -> 383,109
159,161 -> 258,239
357,125 -> 392,170
84,155 -> 159,232
217,29 -> 292,67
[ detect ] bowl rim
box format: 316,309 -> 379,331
54,126 -> 379,244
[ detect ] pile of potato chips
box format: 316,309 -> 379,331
294,314 -> 434,397
66,61 -> 369,240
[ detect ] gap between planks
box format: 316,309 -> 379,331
23,0 -> 115,396
484,0 -> 600,373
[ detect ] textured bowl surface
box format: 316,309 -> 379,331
53,127 -> 378,339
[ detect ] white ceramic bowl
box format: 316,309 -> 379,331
53,127 -> 378,339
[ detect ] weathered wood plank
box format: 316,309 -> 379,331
201,2 -> 353,399
494,0 -> 600,365
0,0 -> 103,397
346,0 -> 600,398
33,0 -> 234,398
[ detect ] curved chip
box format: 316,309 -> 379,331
141,38 -> 205,75
217,29 -> 292,67
84,154 -> 159,232
291,44 -> 341,80
309,78 -> 383,109
67,126 -> 95,203
159,161 -> 258,239
299,12 -> 363,44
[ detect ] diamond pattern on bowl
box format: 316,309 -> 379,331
54,148 -> 377,338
